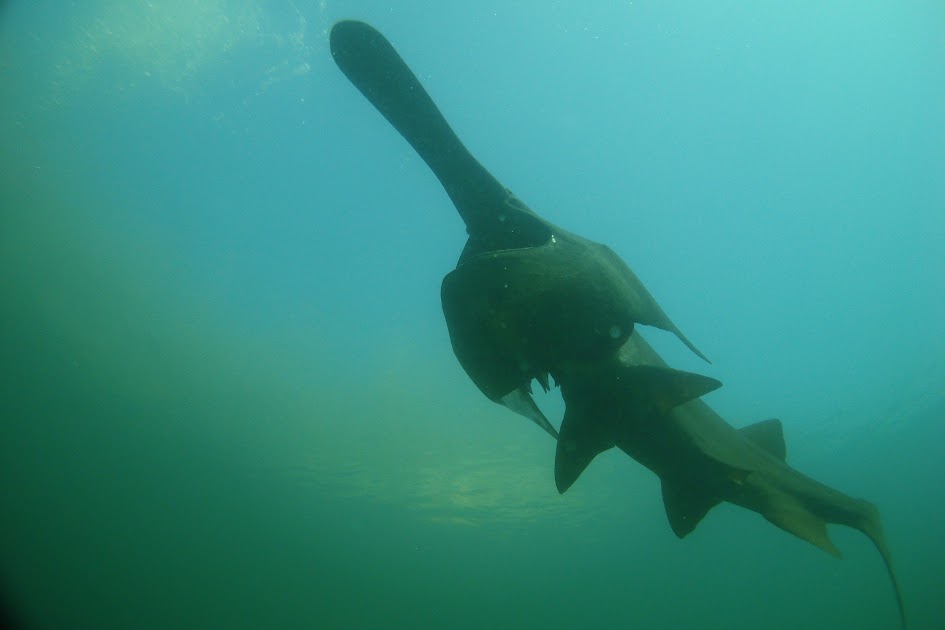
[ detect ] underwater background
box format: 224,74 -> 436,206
1,1 -> 943,628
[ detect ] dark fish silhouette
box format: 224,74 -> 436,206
557,330 -> 905,629
330,20 -> 712,440
328,20 -> 906,628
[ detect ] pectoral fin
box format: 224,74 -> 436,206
556,365 -> 722,493
555,406 -> 615,494
500,387 -> 558,439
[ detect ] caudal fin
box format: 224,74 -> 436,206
763,489 -> 906,628
855,501 -> 907,629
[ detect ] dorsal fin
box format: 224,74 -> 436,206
617,365 -> 721,414
739,418 -> 786,461
556,365 -> 721,494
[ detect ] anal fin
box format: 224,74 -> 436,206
763,496 -> 841,558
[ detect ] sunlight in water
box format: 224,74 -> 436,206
48,0 -> 321,106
